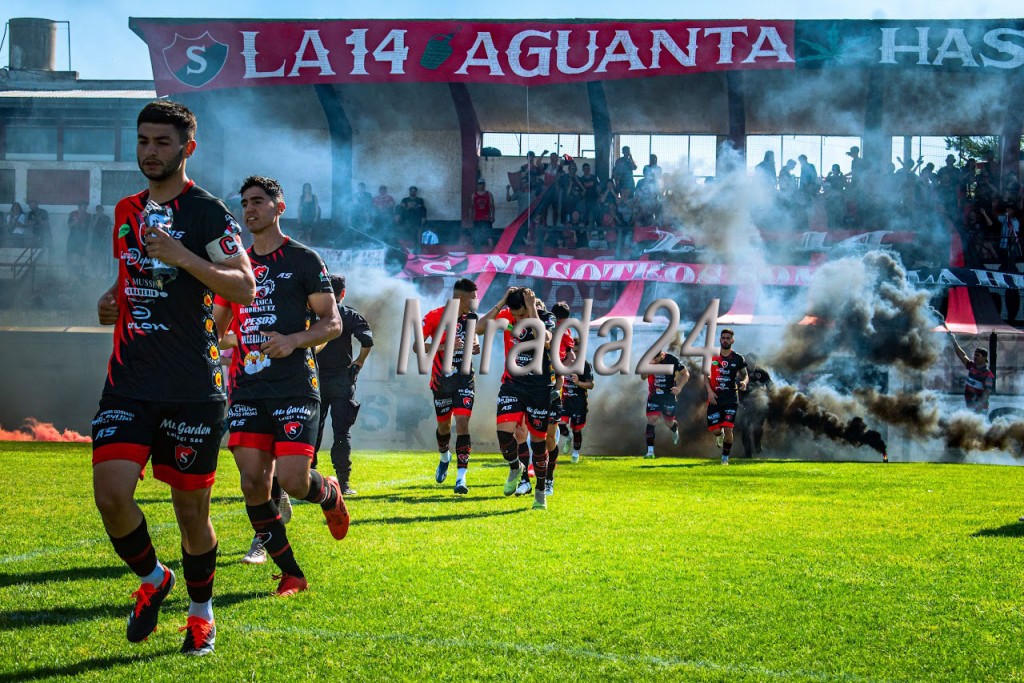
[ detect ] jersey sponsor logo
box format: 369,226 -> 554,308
92,409 -> 135,425
212,368 -> 224,391
94,426 -> 118,439
283,421 -> 303,439
498,394 -> 516,406
434,397 -> 453,409
124,286 -> 167,301
128,321 -> 171,332
255,280 -> 276,300
175,444 -> 198,470
130,305 -> 152,321
242,350 -> 272,374
162,31 -> 228,89
240,314 -> 276,334
160,419 -> 213,436
277,272 -> 293,279
253,264 -> 270,282
228,404 -> 259,418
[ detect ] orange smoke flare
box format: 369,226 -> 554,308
0,418 -> 91,443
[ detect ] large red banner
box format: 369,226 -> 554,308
130,19 -> 795,95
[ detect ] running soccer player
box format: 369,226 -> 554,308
314,274 -> 374,496
641,348 -> 689,458
92,101 -> 255,655
213,176 -> 347,598
421,278 -> 479,495
558,358 -> 594,469
705,328 -> 749,465
479,286 -> 554,509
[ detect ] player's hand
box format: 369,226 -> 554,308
739,381 -> 749,392
472,341 -> 481,355
570,373 -> 580,384
97,290 -> 119,325
708,392 -> 718,405
143,224 -> 190,266
260,330 -> 299,358
671,385 -> 682,396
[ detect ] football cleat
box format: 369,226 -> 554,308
672,429 -> 679,445
515,480 -> 533,497
126,565 -> 175,643
544,479 -> 554,496
721,455 -> 730,465
562,438 -> 571,454
644,452 -> 655,460
341,484 -> 357,496
179,616 -> 216,656
571,451 -> 580,464
454,482 -> 469,495
273,572 -> 309,597
503,462 -> 524,496
322,476 -> 350,540
435,458 -> 450,484
278,491 -> 292,525
241,535 -> 266,565
532,491 -> 547,510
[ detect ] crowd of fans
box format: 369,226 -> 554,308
2,200 -> 112,270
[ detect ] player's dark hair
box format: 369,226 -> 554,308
975,348 -> 988,360
329,274 -> 346,296
721,327 -> 735,336
138,100 -> 196,143
506,287 -> 527,310
453,278 -> 477,293
240,176 -> 285,204
552,302 -> 571,320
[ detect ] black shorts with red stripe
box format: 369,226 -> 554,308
706,401 -> 738,430
91,396 -> 226,491
226,398 -> 320,457
560,397 -> 588,428
646,394 -> 678,419
497,382 -> 553,439
431,372 -> 475,422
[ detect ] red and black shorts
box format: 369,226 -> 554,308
646,394 -> 678,419
226,397 -> 320,458
497,383 -> 554,439
431,373 -> 475,422
706,401 -> 739,431
91,396 -> 226,491
560,398 -> 588,429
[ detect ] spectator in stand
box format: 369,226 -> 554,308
643,154 -> 663,186
89,205 -> 112,276
4,201 -> 28,245
420,225 -> 440,250
846,146 -> 865,185
471,179 -> 496,249
754,151 -> 777,192
350,182 -> 373,231
777,160 -> 798,207
797,155 -> 819,199
998,205 -> 1021,269
634,168 -> 662,226
67,200 -> 90,266
613,146 -> 638,195
974,163 -> 997,218
397,186 -> 427,245
372,185 -> 396,231
958,158 -> 977,213
507,176 -> 531,217
538,152 -> 563,225
557,162 -> 584,225
520,151 -> 544,198
598,179 -> 618,228
579,163 -> 600,226
566,209 -> 587,248
936,154 -> 960,213
26,200 -> 50,249
298,182 -> 321,243
823,164 -> 848,228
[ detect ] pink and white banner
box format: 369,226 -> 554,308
402,253 -> 816,285
130,18 -> 795,95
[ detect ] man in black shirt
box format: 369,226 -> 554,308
315,274 -> 374,495
91,101 -> 255,655
737,357 -> 772,458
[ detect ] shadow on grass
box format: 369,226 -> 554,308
0,589 -> 258,632
0,564 -> 133,588
352,507 -> 529,526
0,650 -> 176,683
135,496 -> 241,505
972,522 -> 1024,538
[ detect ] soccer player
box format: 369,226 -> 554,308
479,286 -> 555,510
641,348 -> 689,458
948,331 -> 994,415
314,274 -> 374,496
558,358 -> 595,469
91,101 -> 255,655
421,278 -> 479,495
213,175 -> 347,598
706,328 -> 749,465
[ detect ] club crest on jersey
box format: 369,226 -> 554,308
283,421 -> 303,440
255,280 -> 275,300
162,32 -> 228,89
175,445 -> 197,470
253,264 -> 270,283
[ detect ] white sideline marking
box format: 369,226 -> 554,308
237,626 -> 881,682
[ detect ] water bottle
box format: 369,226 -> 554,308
142,199 -> 179,289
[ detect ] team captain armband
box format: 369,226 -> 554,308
206,232 -> 243,262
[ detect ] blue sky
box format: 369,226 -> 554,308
2,0 -> 1022,80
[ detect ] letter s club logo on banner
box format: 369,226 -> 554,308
162,32 -> 229,88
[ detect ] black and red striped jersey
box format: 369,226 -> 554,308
647,353 -> 685,397
709,351 -> 747,402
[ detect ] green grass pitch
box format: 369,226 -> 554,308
1,442 -> 1023,681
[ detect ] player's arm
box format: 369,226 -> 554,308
737,366 -> 749,392
262,292 -> 341,359
97,281 -> 119,325
143,224 -> 256,304
572,372 -> 595,390
353,320 -> 374,369
478,289 -> 511,323
705,373 -> 718,404
671,366 -> 690,395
